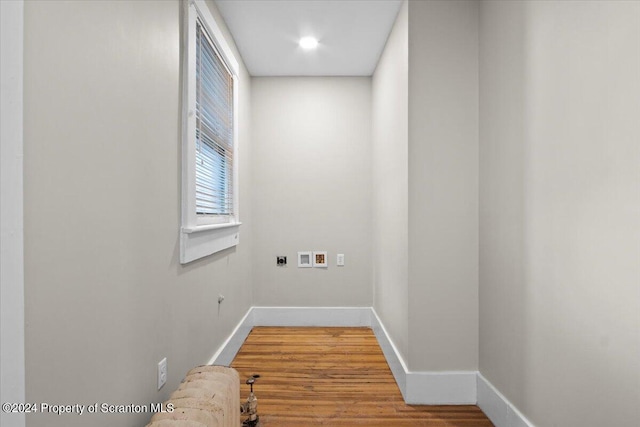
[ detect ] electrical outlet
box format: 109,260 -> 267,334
277,256 -> 287,266
158,357 -> 167,390
337,254 -> 345,266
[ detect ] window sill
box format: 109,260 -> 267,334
180,222 -> 241,264
182,221 -> 242,234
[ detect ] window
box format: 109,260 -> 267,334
194,18 -> 233,222
181,0 -> 240,264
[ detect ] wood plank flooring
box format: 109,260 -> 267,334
231,327 -> 494,426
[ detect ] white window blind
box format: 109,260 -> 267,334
195,18 -> 234,217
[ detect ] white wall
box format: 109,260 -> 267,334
251,77 -> 372,307
18,1 -> 640,424
372,0 -> 409,363
479,1 -> 640,426
1,1 -> 25,427
22,1 -> 252,426
371,0 -> 479,373
407,0 -> 479,372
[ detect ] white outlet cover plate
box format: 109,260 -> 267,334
313,251 -> 328,267
298,251 -> 312,268
337,254 -> 345,266
158,357 -> 167,390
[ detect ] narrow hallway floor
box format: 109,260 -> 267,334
232,327 -> 493,426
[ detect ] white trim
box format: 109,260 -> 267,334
180,0 -> 241,264
207,306 -> 479,405
370,308 -> 408,398
191,0 -> 238,75
182,221 -> 243,234
180,223 -> 240,264
1,1 -> 26,426
208,307 -> 254,367
370,308 -> 476,404
477,373 -> 536,427
208,307 -> 373,366
251,306 -> 372,327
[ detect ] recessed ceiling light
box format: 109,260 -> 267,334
299,36 -> 318,50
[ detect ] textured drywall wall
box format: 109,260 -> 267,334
407,0 -> 479,372
23,1 -> 252,426
479,1 -> 640,425
372,0 -> 409,363
251,77 -> 372,307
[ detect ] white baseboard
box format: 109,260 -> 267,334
477,372 -> 535,427
208,306 -> 511,408
251,306 -> 372,327
370,308 -> 477,404
208,306 -> 371,366
208,307 -> 254,366
370,308 -> 408,398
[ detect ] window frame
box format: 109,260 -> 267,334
180,0 -> 241,264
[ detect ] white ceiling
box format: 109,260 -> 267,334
214,0 -> 403,76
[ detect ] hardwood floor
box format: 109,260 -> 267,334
231,327 -> 494,426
